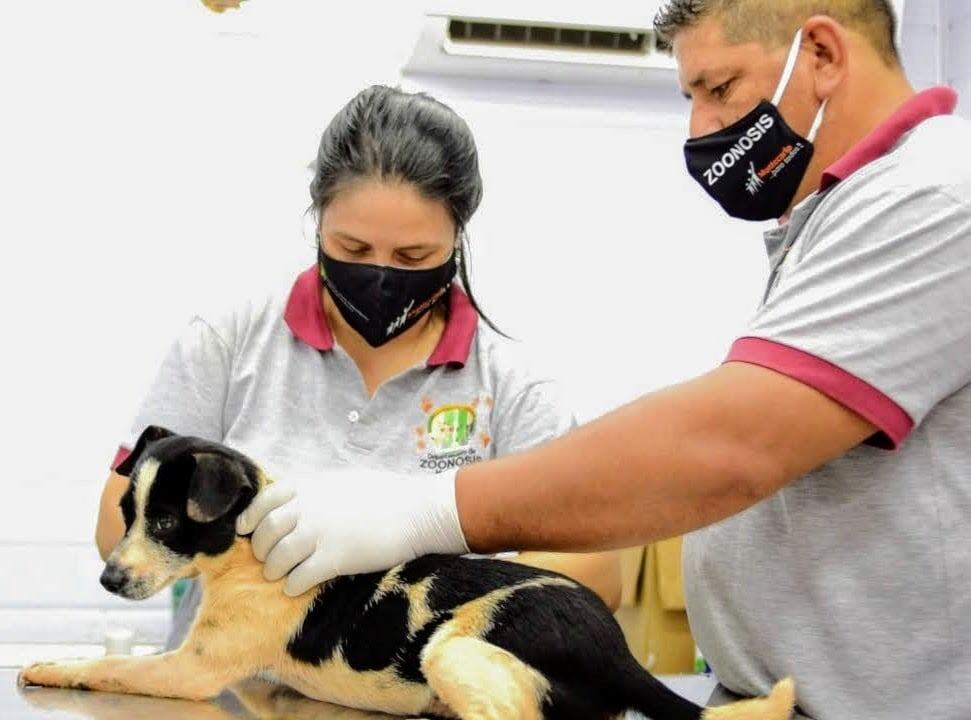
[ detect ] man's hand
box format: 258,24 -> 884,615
236,469 -> 469,595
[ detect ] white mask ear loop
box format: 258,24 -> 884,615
807,98 -> 828,142
772,28 -> 829,143
772,29 -> 805,106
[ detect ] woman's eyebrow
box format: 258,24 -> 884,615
396,243 -> 437,252
331,231 -> 370,246
330,232 -> 436,252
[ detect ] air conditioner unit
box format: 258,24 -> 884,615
402,1 -> 676,87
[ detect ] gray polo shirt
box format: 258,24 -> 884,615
115,269 -> 574,648
685,88 -> 971,720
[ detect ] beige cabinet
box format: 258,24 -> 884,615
615,538 -> 696,674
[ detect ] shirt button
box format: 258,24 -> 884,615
348,410 -> 360,423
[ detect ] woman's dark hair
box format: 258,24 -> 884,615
309,84 -> 506,337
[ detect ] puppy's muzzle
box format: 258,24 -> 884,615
100,564 -> 130,594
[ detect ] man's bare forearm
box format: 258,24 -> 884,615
456,363 -> 875,554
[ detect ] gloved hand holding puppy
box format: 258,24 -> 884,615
238,468 -> 468,596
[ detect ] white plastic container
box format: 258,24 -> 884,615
104,627 -> 134,656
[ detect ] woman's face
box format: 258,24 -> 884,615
319,179 -> 456,269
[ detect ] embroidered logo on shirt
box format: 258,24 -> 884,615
416,396 -> 492,472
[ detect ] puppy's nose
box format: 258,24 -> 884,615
100,564 -> 129,593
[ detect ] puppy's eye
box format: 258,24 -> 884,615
150,515 -> 178,533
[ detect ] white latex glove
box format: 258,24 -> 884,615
236,468 -> 469,596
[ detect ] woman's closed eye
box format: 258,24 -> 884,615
396,251 -> 434,265
342,245 -> 370,258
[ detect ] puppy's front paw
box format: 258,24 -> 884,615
18,662 -> 55,688
18,661 -> 85,690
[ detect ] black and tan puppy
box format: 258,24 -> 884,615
19,426 -> 795,720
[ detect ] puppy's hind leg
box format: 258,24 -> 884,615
420,635 -> 548,720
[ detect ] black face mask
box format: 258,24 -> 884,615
317,244 -> 456,348
684,29 -> 827,221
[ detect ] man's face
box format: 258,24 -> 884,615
675,17 -> 813,140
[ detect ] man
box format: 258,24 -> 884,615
241,2 -> 970,717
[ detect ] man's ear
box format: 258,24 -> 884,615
115,425 -> 176,477
186,453 -> 254,523
803,15 -> 848,99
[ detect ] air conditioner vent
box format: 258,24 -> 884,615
402,9 -> 677,88
447,19 -> 653,55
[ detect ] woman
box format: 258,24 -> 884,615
95,85 -> 620,649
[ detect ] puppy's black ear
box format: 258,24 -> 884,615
115,425 -> 176,477
186,453 -> 253,523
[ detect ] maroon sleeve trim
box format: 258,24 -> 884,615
111,446 -> 132,472
725,337 -> 914,450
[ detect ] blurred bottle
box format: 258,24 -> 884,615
172,577 -> 190,613
694,644 -> 711,675
104,627 -> 134,656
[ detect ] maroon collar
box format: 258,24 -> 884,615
283,266 -> 477,368
820,87 -> 958,192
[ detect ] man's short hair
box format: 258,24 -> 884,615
653,0 -> 900,65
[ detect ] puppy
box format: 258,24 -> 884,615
19,426 -> 795,720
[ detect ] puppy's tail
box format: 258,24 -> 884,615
617,662 -> 706,720
622,665 -> 795,720
700,678 -> 795,720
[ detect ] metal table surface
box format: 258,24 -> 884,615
2,669 -> 717,719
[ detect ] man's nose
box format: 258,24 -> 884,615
690,108 -> 725,139
100,564 -> 129,593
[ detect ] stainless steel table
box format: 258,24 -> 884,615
3,669 -> 718,719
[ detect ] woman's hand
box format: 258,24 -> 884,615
236,469 -> 469,596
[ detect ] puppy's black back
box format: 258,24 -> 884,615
286,555 -> 702,720
286,556 -> 541,673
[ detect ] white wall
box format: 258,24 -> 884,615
0,0 -> 965,660
900,0 -> 943,90
900,0 -> 971,118
0,0 -> 428,660
945,0 -> 971,116
400,75 -> 765,421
